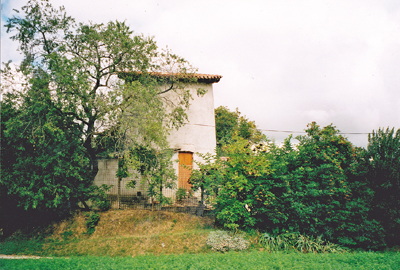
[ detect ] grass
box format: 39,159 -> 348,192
1,251 -> 400,269
1,209 -> 399,269
0,209 -> 214,257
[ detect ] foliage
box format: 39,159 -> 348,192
215,106 -> 266,155
189,153 -> 223,205
1,210 -> 400,269
191,122 -> 385,249
85,212 -> 100,235
1,80 -> 92,210
2,0 -> 197,211
125,180 -> 137,190
175,188 -> 188,202
191,136 -> 272,230
88,185 -> 112,211
259,232 -> 346,253
365,127 -> 400,247
267,122 -> 381,249
131,145 -> 177,205
206,230 -> 249,252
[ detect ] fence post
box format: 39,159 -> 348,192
117,176 -> 121,209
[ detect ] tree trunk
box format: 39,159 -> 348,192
159,179 -> 163,206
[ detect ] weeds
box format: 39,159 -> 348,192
85,212 -> 100,235
61,230 -> 74,241
259,232 -> 347,253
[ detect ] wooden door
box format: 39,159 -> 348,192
178,152 -> 193,191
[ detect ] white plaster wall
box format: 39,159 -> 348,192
166,82 -> 217,197
167,82 -> 217,158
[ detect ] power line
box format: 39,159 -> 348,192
260,129 -> 370,135
260,129 -> 305,134
185,123 -> 371,135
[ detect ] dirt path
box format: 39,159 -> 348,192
0,255 -> 52,259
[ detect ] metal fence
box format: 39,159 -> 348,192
93,159 -> 212,215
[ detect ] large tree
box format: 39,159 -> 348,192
1,0 -> 198,210
365,127 -> 400,246
215,106 -> 265,154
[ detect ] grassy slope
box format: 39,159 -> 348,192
0,209 -> 215,257
1,209 -> 400,270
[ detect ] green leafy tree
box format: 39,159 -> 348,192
1,0 -> 197,211
215,106 -> 265,154
276,123 -> 380,248
190,136 -> 273,230
191,122 -> 383,249
366,127 -> 400,246
131,145 -> 176,207
1,70 -> 92,210
189,153 -> 224,205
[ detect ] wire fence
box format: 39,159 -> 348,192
93,159 -> 212,216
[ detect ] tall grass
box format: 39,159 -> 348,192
260,232 -> 347,253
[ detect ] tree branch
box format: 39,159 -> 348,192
157,82 -> 174,95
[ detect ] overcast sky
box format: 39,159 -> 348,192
2,0 -> 400,148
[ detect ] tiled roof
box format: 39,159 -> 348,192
119,71 -> 222,83
182,73 -> 222,83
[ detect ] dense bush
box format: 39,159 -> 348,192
192,122 -> 395,249
1,91 -> 93,211
191,137 -> 272,230
266,123 -> 383,249
365,127 -> 400,247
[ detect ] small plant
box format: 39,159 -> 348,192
206,230 -> 249,252
259,232 -> 347,253
161,196 -> 173,206
260,232 -> 296,252
125,180 -> 137,190
171,219 -> 178,229
85,212 -> 100,235
176,188 -> 188,202
61,230 -> 74,241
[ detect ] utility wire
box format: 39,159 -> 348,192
185,123 -> 371,135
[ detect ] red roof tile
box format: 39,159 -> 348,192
119,71 -> 222,83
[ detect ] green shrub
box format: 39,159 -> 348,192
193,137 -> 272,231
125,180 -> 137,190
365,127 -> 400,247
85,212 -> 100,235
267,123 -> 382,249
192,122 -> 385,249
89,184 -> 112,211
260,232 -> 346,253
206,230 -> 249,252
175,188 -> 187,202
61,230 -> 74,241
